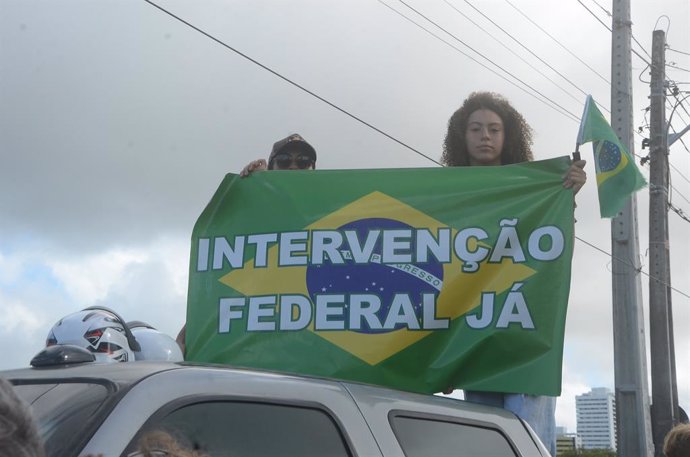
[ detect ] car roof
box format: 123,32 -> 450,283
4,361 -> 544,457
1,361 -> 478,410
2,361 -> 416,397
3,361 -> 182,386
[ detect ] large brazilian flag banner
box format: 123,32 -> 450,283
186,156 -> 575,396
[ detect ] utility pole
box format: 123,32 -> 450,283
648,29 -> 678,457
609,0 -> 654,456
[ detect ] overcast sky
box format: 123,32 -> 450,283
1,0 -> 688,433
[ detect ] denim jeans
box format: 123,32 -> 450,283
464,391 -> 556,456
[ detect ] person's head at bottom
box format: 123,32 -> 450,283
0,377 -> 45,457
664,423 -> 690,457
127,430 -> 209,457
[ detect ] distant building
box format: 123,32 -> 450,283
576,387 -> 617,451
556,430 -> 581,455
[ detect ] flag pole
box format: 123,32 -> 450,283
573,95 -> 592,162
572,145 -> 581,162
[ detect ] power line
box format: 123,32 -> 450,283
439,0 -> 584,105
576,0 -> 611,31
145,0 -> 690,221
574,0 -> 651,66
396,0 -> 582,121
669,202 -> 690,224
668,91 -> 690,158
587,0 -> 613,20
139,1 -> 690,303
142,0 -> 441,166
670,182 -> 690,205
668,47 -> 690,57
583,0 -> 654,62
668,63 -> 690,73
503,0 -> 610,85
669,161 -> 690,184
669,162 -> 690,185
575,236 -> 690,299
459,0 -> 591,100
379,0 -> 580,122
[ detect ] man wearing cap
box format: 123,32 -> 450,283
177,133 -> 317,357
240,133 -> 317,177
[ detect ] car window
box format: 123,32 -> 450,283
127,401 -> 352,457
14,382 -> 110,457
391,415 -> 517,457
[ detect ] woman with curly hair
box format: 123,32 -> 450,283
441,92 -> 586,456
442,91 -> 585,191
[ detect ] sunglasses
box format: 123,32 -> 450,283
127,450 -> 169,457
272,153 -> 314,170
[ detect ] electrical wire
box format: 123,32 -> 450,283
396,0 -> 582,121
585,0 -> 653,61
459,0 -> 591,99
503,0 -> 610,85
670,183 -> 690,205
575,236 -> 690,299
669,202 -> 690,223
145,0 -> 690,255
668,47 -> 690,57
670,161 -> 690,185
142,0 -> 442,166
574,0 -> 652,66
379,0 -> 580,122
577,0 -> 611,31
667,63 -> 690,73
439,0 -> 584,105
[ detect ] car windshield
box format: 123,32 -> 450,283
14,381 -> 110,457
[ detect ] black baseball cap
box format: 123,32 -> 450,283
268,134 -> 317,166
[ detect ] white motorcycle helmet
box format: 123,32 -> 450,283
128,321 -> 184,362
46,306 -> 139,363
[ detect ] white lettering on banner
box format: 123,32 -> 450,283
453,228 -> 489,273
197,238 -> 210,271
349,294 -> 383,330
247,233 -> 278,267
212,236 -> 245,270
344,230 -> 379,264
489,219 -> 526,264
217,293 -> 450,333
197,221 -> 566,272
279,295 -> 312,330
528,226 -> 564,261
311,231 -> 344,264
382,230 -> 413,263
278,232 -> 309,266
465,283 -> 534,330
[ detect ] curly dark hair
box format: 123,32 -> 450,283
441,92 -> 534,167
0,377 -> 45,457
664,423 -> 690,457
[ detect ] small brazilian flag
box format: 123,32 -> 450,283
577,95 -> 647,218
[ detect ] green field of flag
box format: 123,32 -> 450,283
185,156 -> 576,395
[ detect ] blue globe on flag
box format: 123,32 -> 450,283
305,218 -> 444,335
595,140 -> 622,172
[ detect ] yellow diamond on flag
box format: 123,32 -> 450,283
220,191 -> 535,365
